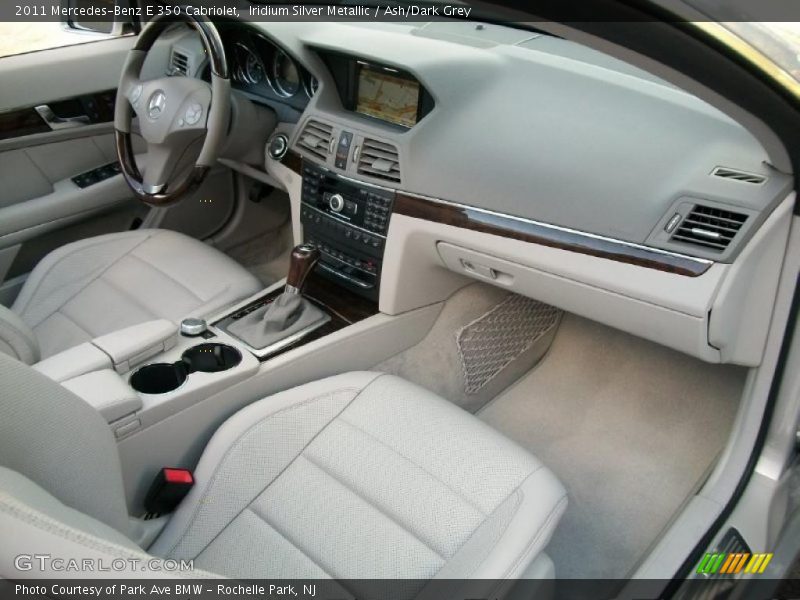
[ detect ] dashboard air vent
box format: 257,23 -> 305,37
711,167 -> 766,185
169,50 -> 190,76
670,204 -> 748,252
297,120 -> 333,161
358,138 -> 401,183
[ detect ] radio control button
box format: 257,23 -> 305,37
329,193 -> 345,213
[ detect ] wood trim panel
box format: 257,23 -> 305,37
304,272 -> 379,324
0,90 -> 116,142
0,108 -> 49,141
394,192 -> 712,277
281,149 -> 302,174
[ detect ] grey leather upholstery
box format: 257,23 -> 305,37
0,352 -> 130,534
0,304 -> 39,364
0,353 -> 567,583
226,293 -> 328,349
151,372 -> 567,583
4,229 -> 261,361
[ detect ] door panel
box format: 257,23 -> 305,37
0,35 -> 143,293
0,36 -> 136,114
0,28 -> 239,300
0,131 -> 146,244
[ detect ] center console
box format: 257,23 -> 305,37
300,162 -> 394,301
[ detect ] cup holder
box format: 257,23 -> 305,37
130,343 -> 242,394
182,343 -> 242,373
130,362 -> 188,395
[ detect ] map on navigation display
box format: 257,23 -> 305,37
356,68 -> 420,128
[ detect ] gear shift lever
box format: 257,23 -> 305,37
260,243 -> 320,331
225,243 -> 329,349
285,243 -> 320,295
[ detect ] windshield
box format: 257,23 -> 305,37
721,23 -> 800,82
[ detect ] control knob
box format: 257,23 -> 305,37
328,193 -> 345,213
180,317 -> 208,337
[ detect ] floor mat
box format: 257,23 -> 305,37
374,283 -> 561,413
478,313 -> 747,582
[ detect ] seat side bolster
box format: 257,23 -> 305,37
0,304 -> 39,364
0,353 -> 131,536
427,466 -> 567,587
0,492 -> 221,579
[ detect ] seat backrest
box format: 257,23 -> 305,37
0,352 -> 129,535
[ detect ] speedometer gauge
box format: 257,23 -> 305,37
245,52 -> 266,85
304,75 -> 319,98
270,50 -> 301,97
234,44 -> 265,85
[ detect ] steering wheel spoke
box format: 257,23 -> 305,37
114,14 -> 229,207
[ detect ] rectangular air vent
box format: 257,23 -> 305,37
297,120 -> 333,161
671,204 -> 748,252
711,167 -> 766,185
357,138 -> 401,183
169,50 -> 190,76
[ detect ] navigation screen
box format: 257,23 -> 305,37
356,67 -> 420,128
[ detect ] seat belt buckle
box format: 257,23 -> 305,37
144,468 -> 194,517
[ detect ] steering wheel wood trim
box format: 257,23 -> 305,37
115,14 -> 229,207
115,130 -> 210,204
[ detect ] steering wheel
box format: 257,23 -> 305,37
114,14 -> 230,206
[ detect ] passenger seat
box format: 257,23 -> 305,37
0,353 -> 566,593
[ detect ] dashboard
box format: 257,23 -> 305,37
169,20 -> 794,368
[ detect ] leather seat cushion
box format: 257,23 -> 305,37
150,372 -> 567,589
11,229 -> 261,359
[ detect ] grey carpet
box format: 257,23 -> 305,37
374,283 -> 559,413
226,217 -> 293,286
478,313 -> 747,581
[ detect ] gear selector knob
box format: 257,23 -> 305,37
285,243 -> 320,295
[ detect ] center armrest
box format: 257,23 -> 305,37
92,319 -> 178,373
62,369 -> 142,424
34,319 -> 179,382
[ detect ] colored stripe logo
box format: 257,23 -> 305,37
696,552 -> 773,575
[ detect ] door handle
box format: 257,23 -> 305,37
34,105 -> 90,130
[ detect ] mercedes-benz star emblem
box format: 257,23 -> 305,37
147,91 -> 167,120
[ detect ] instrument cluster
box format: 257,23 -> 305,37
224,29 -> 318,112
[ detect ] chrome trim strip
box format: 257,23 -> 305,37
318,262 -> 373,289
399,192 -> 714,266
302,202 -> 388,239
309,161 -> 399,194
211,312 -> 332,360
336,171 -> 399,193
